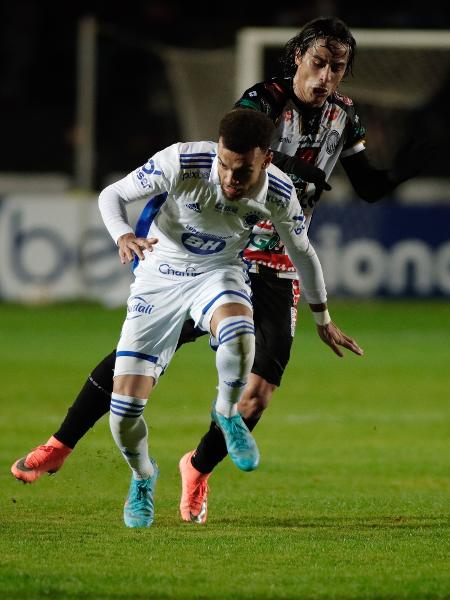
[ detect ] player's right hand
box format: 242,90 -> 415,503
316,321 -> 364,358
117,233 -> 158,264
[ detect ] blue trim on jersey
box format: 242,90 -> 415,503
268,172 -> 293,192
180,153 -> 216,158
116,351 -> 158,363
132,192 -> 168,271
180,152 -> 215,169
180,163 -> 213,169
268,173 -> 293,199
201,289 -> 252,315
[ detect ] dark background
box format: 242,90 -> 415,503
1,0 -> 449,186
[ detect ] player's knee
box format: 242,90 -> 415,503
109,394 -> 147,432
216,315 -> 255,367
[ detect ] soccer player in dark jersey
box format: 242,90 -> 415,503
11,18 -> 427,523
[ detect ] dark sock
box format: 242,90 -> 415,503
191,414 -> 262,474
53,351 -> 116,448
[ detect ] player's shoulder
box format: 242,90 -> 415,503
175,141 -> 217,169
236,77 -> 291,112
331,91 -> 355,109
266,163 -> 294,206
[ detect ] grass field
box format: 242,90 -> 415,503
0,300 -> 449,600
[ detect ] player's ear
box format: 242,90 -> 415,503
262,151 -> 273,170
294,48 -> 302,66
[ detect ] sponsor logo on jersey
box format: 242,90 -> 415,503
181,233 -> 226,255
279,136 -> 292,143
181,170 -> 210,181
186,202 -> 201,212
136,159 -> 162,188
185,224 -> 233,240
127,295 -> 154,318
141,159 -> 161,175
326,130 -> 340,155
249,231 -> 280,251
293,214 -> 305,235
215,202 -> 238,215
159,263 -> 201,277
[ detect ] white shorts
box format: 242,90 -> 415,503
114,266 -> 252,380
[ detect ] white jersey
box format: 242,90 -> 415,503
99,141 -> 327,304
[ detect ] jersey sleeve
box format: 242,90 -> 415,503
341,104 -> 366,159
98,144 -> 179,244
269,186 -> 327,304
234,79 -> 288,122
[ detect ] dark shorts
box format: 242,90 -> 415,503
249,270 -> 299,387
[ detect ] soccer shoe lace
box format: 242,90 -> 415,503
123,459 -> 158,528
212,409 -> 260,472
11,437 -> 72,484
179,451 -> 210,524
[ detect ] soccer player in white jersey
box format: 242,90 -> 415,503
12,18 -> 427,526
96,108 -> 362,527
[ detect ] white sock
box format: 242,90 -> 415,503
214,315 -> 255,417
109,393 -> 154,480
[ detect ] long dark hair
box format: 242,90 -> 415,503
280,17 -> 356,78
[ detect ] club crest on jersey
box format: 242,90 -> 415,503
326,130 -> 340,155
181,232 -> 226,255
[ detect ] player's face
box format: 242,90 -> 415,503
293,38 -> 349,107
217,139 -> 272,200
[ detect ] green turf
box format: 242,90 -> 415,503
0,300 -> 449,600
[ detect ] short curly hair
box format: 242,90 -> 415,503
219,108 -> 275,153
280,17 -> 356,78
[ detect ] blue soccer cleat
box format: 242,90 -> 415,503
123,458 -> 159,528
212,407 -> 260,471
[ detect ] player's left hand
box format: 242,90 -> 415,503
316,321 -> 364,358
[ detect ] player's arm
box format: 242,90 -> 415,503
271,187 -> 363,357
98,145 -> 178,262
271,150 -> 331,195
341,141 -> 430,202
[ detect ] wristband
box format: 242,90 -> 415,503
312,309 -> 331,326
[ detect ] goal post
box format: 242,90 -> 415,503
235,28 -> 450,99
236,27 -> 450,172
